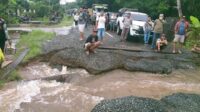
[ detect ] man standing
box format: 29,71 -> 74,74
143,16 -> 153,44
84,30 -> 101,55
151,14 -> 165,49
85,9 -> 90,28
0,17 -> 9,53
173,16 -> 189,54
121,13 -> 132,42
78,8 -> 86,41
109,13 -> 117,32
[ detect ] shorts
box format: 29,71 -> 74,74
84,43 -> 91,49
78,24 -> 85,32
173,34 -> 185,43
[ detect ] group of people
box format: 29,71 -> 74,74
74,8 -> 112,39
143,14 -> 168,52
74,8 -> 189,55
73,7 -> 109,55
120,13 -> 189,53
143,14 -> 189,53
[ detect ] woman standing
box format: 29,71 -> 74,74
97,12 -> 106,43
73,12 -> 79,28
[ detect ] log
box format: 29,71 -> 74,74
24,73 -> 81,83
98,46 -> 177,54
0,48 -> 29,79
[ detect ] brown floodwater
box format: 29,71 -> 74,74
0,62 -> 200,112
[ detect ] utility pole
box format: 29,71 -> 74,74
177,0 -> 183,17
49,0 -> 51,15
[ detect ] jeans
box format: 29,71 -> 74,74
144,31 -> 150,44
98,28 -> 105,41
151,32 -> 161,49
109,21 -> 115,31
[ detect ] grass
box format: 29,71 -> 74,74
34,16 -> 49,22
0,80 -> 5,88
0,70 -> 21,88
184,38 -> 200,49
6,70 -> 22,81
16,30 -> 55,62
54,16 -> 73,27
0,30 -> 55,88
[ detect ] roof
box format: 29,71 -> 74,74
125,11 -> 148,16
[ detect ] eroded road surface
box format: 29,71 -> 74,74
0,26 -> 199,112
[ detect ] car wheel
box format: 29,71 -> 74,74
117,25 -> 122,35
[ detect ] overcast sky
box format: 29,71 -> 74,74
60,0 -> 76,4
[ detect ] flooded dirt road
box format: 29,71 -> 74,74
0,62 -> 200,112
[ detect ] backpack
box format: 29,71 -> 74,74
0,48 -> 5,63
0,20 -> 4,31
178,22 -> 185,35
78,12 -> 86,23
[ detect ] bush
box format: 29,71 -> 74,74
186,16 -> 200,48
36,5 -> 50,17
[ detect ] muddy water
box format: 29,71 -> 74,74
0,62 -> 200,112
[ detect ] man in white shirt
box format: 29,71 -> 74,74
121,13 -> 132,42
96,12 -> 106,43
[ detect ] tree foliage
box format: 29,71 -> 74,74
0,0 -> 64,23
76,0 -> 200,19
188,16 -> 200,40
1,0 -> 200,24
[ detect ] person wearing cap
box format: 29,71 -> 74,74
183,16 -> 190,28
84,30 -> 101,55
156,34 -> 168,52
0,17 -> 10,53
173,16 -> 189,54
151,14 -> 166,49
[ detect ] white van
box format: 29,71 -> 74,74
116,11 -> 149,39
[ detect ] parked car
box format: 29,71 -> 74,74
18,15 -> 30,23
116,11 -> 149,41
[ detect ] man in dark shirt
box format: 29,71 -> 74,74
84,30 -> 101,55
0,17 -> 10,53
